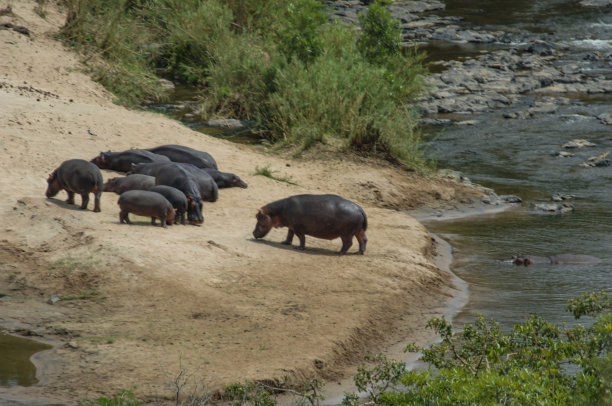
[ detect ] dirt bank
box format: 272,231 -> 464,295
0,2 -> 483,404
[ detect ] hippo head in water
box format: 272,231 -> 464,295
512,255 -> 533,266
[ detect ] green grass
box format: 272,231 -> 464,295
254,165 -> 297,185
49,254 -> 100,273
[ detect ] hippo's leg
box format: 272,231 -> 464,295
151,217 -> 157,225
180,212 -> 185,225
356,230 -> 367,255
161,217 -> 167,228
339,236 -> 353,255
66,191 -> 75,205
282,229 -> 295,245
295,232 -> 306,250
120,210 -> 132,224
93,191 -> 101,212
79,193 -> 89,210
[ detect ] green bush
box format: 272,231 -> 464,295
343,291 -> 612,405
358,1 -> 402,64
59,0 -> 430,170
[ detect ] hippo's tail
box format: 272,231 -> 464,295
360,207 -> 368,231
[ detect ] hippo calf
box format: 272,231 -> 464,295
507,254 -> 603,266
46,159 -> 103,212
103,174 -> 156,194
253,194 -> 368,255
149,185 -> 188,225
118,190 -> 175,228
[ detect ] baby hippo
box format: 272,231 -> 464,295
118,190 -> 175,228
103,174 -> 156,194
148,185 -> 188,225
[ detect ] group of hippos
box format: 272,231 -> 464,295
45,144 -> 369,255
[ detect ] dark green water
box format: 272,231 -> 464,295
422,99 -> 612,330
0,334 -> 51,387
417,0 -> 612,329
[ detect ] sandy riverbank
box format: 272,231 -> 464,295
0,2 -> 485,404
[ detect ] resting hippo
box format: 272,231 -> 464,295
129,162 -> 218,202
506,254 -> 603,266
91,149 -> 170,172
118,190 -> 175,228
203,168 -> 248,189
103,174 -> 156,194
154,164 -> 204,225
46,159 -> 103,212
253,194 -> 368,255
149,185 -> 188,225
147,144 -> 218,170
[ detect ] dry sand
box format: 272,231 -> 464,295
0,2 -> 484,404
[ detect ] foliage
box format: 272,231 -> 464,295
275,0 -> 327,64
357,1 -> 402,64
343,290 -> 612,405
223,382 -> 277,406
59,0 -> 429,169
78,390 -> 140,406
254,165 -> 297,185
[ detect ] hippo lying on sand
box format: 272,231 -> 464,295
503,254 -> 603,266
253,194 -> 368,255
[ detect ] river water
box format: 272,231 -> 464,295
421,0 -> 612,330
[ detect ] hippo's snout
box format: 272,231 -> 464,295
253,225 -> 269,239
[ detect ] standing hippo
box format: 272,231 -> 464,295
155,164 -> 204,225
149,185 -> 188,225
252,194 -> 368,255
46,159 -> 103,212
103,174 -> 156,194
147,144 -> 218,170
203,168 -> 248,189
91,149 -> 170,172
507,254 -> 602,266
129,162 -> 218,202
118,190 -> 175,228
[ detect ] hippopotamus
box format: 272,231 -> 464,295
146,144 -> 218,170
203,168 -> 248,189
130,162 -> 218,202
91,149 -> 170,172
117,190 -> 176,228
149,185 -> 188,225
103,174 -> 156,194
252,194 -> 368,255
46,159 -> 103,212
154,164 -> 204,225
504,254 -> 603,266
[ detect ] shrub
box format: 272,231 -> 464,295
343,291 -> 612,405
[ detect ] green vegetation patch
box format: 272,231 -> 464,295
59,0 -> 431,171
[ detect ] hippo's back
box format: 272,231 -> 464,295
58,159 -> 103,192
274,194 -> 367,237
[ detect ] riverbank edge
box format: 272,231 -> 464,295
316,200 -> 518,404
